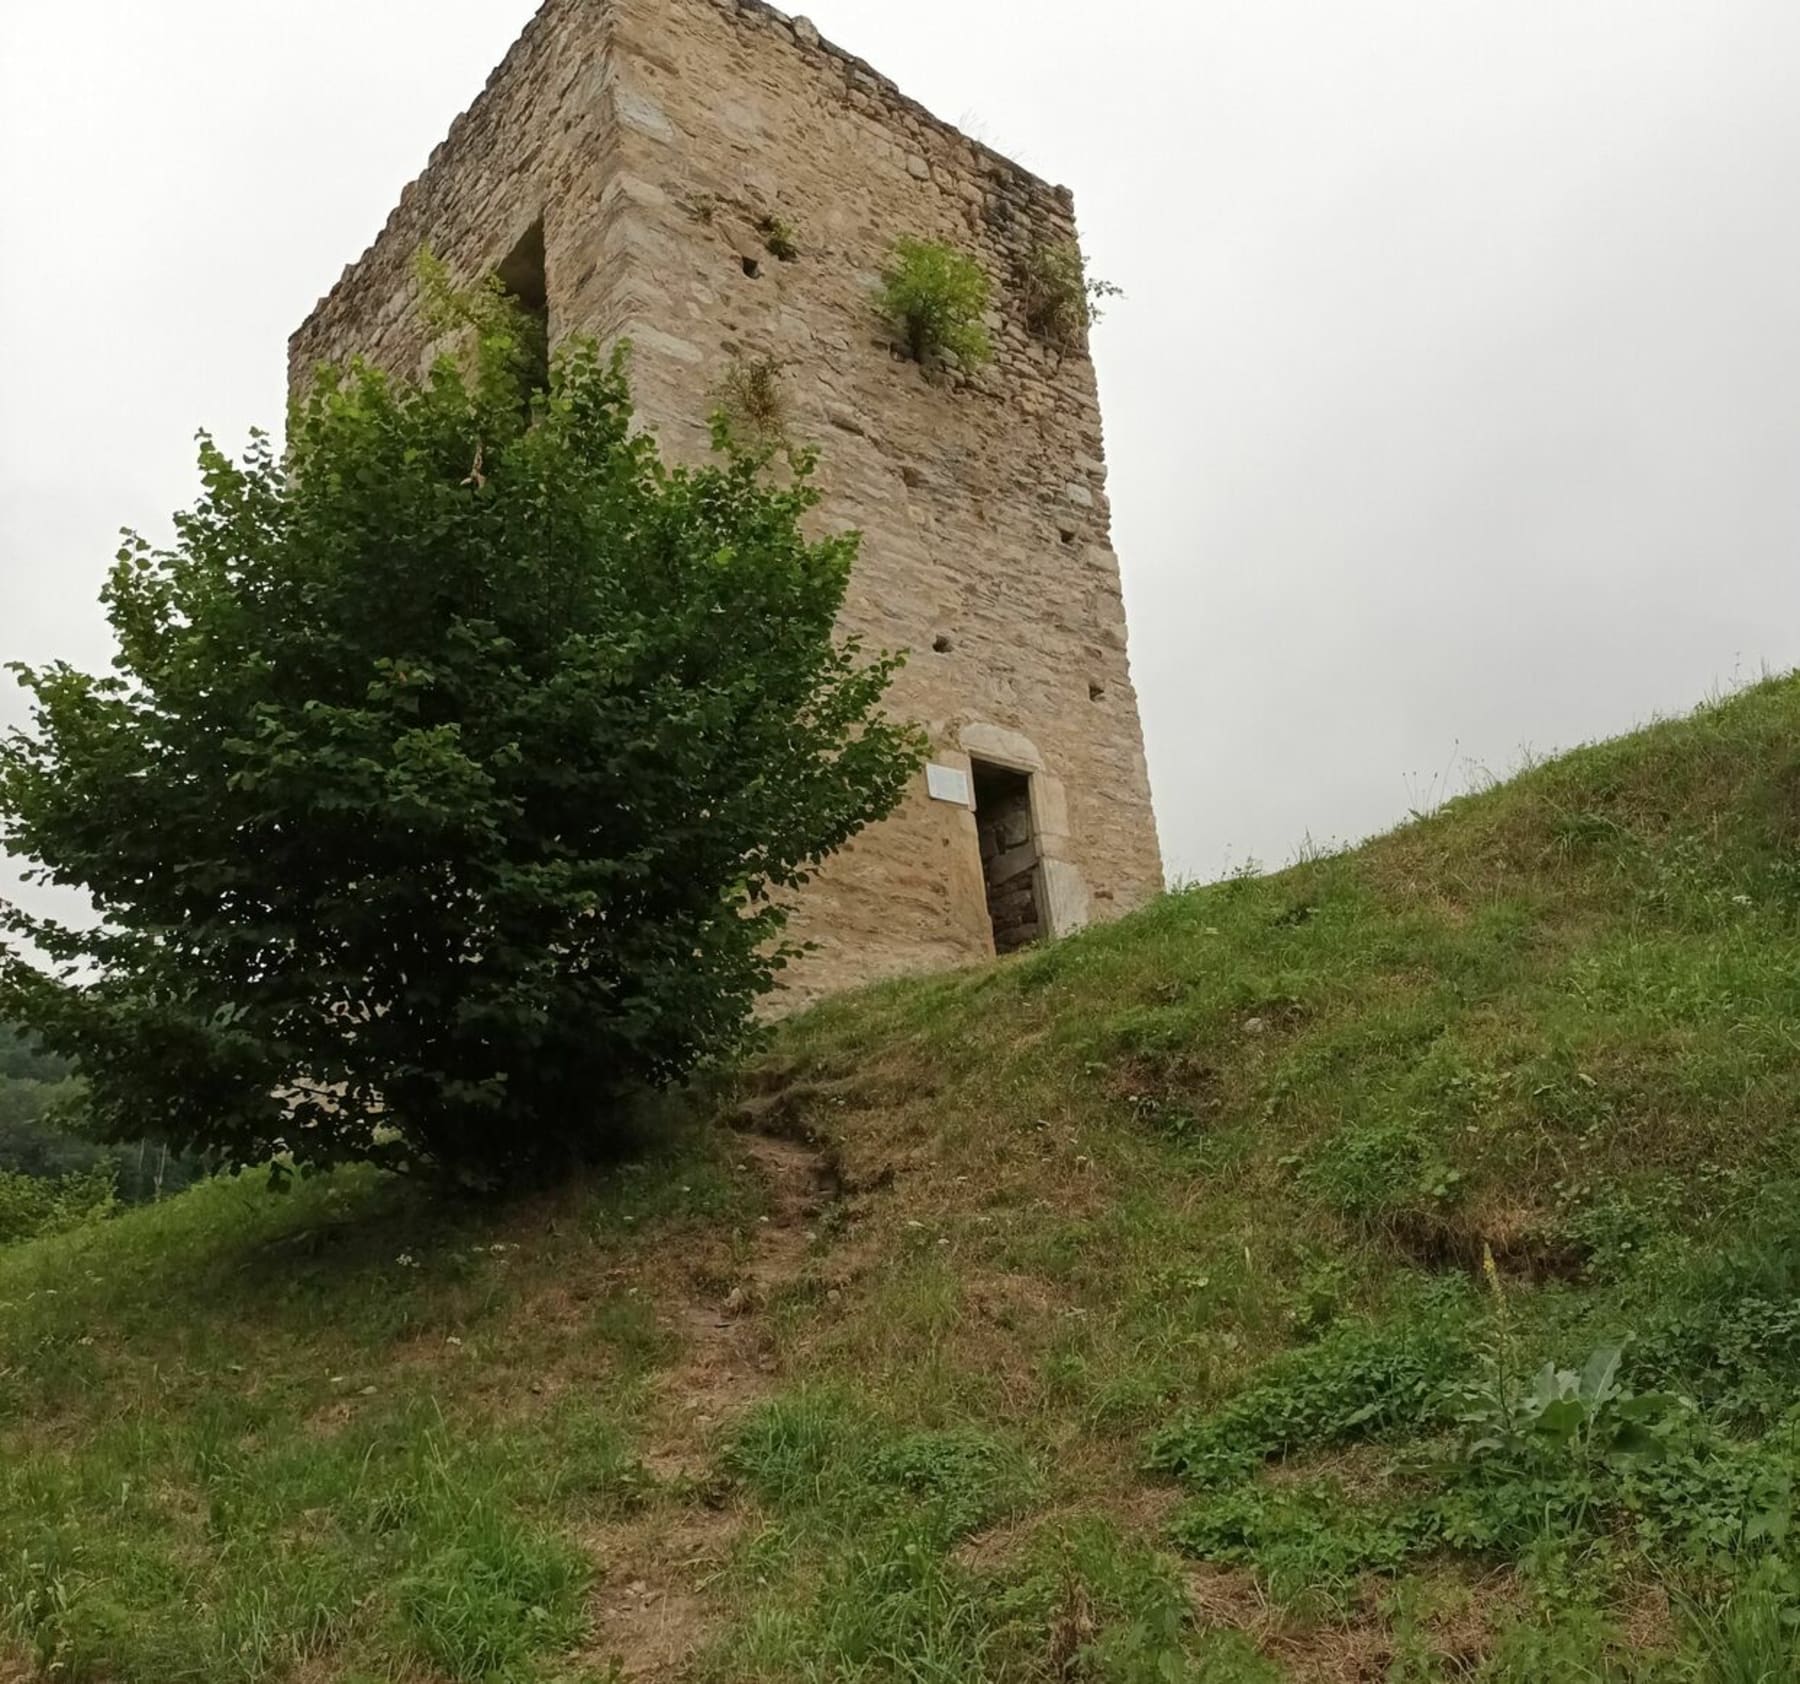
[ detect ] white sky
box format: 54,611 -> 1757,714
4,0 -> 1800,902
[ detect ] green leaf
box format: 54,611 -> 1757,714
1578,1343 -> 1624,1406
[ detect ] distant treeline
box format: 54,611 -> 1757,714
0,1022 -> 209,1206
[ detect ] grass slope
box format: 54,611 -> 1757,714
8,675 -> 1800,1681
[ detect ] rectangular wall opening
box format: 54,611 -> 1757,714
971,760 -> 1043,954
494,216 -> 550,393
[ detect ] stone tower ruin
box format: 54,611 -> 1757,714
290,0 -> 1163,1006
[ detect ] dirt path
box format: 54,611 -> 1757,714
588,1129 -> 838,1678
645,1132 -> 834,1476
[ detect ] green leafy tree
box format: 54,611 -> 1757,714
876,238 -> 993,369
0,270 -> 922,1185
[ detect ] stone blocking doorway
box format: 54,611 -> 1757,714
971,760 -> 1043,954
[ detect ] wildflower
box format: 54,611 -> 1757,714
1481,1243 -> 1504,1307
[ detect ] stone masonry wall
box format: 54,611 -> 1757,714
289,0 -> 628,394
290,0 -> 1164,1009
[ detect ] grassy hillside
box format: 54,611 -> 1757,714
7,675 -> 1800,1682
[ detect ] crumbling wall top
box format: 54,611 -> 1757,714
290,0 -> 1071,362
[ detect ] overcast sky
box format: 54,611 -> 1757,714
4,1 -> 1799,906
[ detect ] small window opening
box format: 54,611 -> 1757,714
932,633 -> 953,654
1088,680 -> 1106,702
1059,527 -> 1079,546
971,760 -> 1043,955
741,255 -> 762,279
495,217 -> 549,393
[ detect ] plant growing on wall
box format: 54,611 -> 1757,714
0,264 -> 923,1187
417,246 -> 548,399
876,238 -> 993,370
715,353 -> 790,447
1019,240 -> 1122,352
757,214 -> 800,263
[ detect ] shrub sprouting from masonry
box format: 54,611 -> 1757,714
715,353 -> 790,449
0,262 -> 924,1186
756,214 -> 800,263
876,237 -> 993,369
1018,240 -> 1122,352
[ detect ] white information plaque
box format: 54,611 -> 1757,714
925,763 -> 972,807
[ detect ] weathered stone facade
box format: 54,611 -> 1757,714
289,0 -> 1163,1006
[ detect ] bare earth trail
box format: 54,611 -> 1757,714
648,1131 -> 836,1479
587,1128 -> 840,1678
